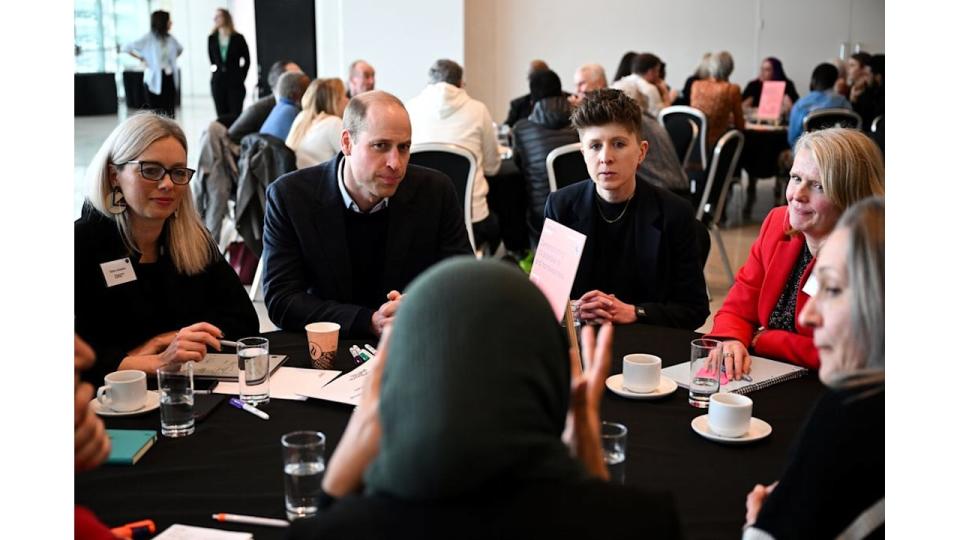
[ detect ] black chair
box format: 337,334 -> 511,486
659,106 -> 708,170
546,143 -> 589,193
409,142 -> 480,255
802,108 -> 862,132
696,129 -> 745,287
870,114 -> 884,153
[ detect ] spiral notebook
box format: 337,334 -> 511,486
662,355 -> 807,395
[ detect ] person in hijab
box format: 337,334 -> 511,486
289,257 -> 681,539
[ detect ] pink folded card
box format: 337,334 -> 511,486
530,219 -> 587,321
757,81 -> 786,120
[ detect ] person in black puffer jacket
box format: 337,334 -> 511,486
512,69 -> 580,249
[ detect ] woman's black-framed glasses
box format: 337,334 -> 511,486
120,161 -> 195,185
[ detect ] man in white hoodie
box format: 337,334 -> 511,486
406,59 -> 503,252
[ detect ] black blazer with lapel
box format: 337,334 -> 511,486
262,154 -> 473,337
544,178 -> 709,330
207,32 -> 250,82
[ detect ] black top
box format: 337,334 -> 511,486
288,479 -> 683,540
853,84 -> 884,129
593,195 -> 640,298
742,78 -> 800,105
544,179 -> 709,329
767,243 -> 812,331
342,206 -> 390,334
754,384 -> 885,539
207,32 -> 250,81
74,205 -> 259,383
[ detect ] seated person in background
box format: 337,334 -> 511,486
675,52 -> 711,106
611,51 -> 638,84
259,71 -> 311,141
75,113 -> 259,384
504,59 -> 555,127
741,57 -> 800,112
831,57 -> 850,99
346,59 -> 376,98
691,51 -> 745,151
611,53 -> 676,116
852,54 -> 884,129
262,91 -> 472,338
568,63 -> 607,108
406,59 -> 503,250
787,63 -> 853,148
74,335 -> 115,539
744,197 -> 885,540
544,89 -> 709,330
290,258 -> 682,539
846,52 -> 873,103
707,128 -> 884,375
286,78 -> 348,169
228,59 -> 301,143
512,69 -> 579,248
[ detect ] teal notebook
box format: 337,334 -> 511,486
106,429 -> 157,465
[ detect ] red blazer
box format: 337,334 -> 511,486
707,206 -> 820,369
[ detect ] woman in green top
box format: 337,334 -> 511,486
208,8 -> 250,120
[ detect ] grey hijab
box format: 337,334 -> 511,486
364,257 -> 585,501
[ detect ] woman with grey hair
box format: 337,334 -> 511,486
690,51 -> 745,151
75,112 -> 258,384
742,197 -> 885,540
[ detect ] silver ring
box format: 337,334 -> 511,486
723,352 -> 734,359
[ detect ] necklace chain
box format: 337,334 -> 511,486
595,193 -> 633,224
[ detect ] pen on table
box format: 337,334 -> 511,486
348,346 -> 363,364
212,513 -> 289,528
220,339 -> 238,348
364,344 -> 377,356
357,350 -> 373,362
228,397 -> 270,420
110,519 -> 156,539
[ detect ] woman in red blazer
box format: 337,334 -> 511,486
708,128 -> 883,375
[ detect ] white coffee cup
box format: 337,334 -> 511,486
97,370 -> 147,412
708,393 -> 753,437
622,354 -> 662,393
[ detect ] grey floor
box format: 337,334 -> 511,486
75,97 -> 783,334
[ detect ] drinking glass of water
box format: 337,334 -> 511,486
238,337 -> 270,405
689,338 -> 722,408
157,362 -> 195,437
601,421 -> 627,484
282,431 -> 326,521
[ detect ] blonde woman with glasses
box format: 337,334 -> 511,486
75,112 -> 258,384
286,78 -> 349,169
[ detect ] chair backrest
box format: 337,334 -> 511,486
696,129 -> 745,226
802,108 -> 863,132
409,142 -> 478,252
870,114 -> 884,153
659,116 -> 698,169
658,105 -> 708,169
546,142 -> 589,192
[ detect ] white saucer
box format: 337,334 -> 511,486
690,415 -> 772,444
605,374 -> 677,399
90,390 -> 161,417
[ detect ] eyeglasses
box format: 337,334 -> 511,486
118,161 -> 195,185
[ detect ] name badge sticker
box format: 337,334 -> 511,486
100,258 -> 137,287
801,274 -> 819,297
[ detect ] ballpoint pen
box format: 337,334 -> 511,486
228,397 -> 270,420
212,513 -> 288,528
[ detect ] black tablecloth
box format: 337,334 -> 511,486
486,158 -> 529,253
76,325 -> 824,540
739,128 -> 789,179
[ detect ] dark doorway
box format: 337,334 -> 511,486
254,0 -> 317,97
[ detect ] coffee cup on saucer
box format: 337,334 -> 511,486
96,370 -> 147,412
708,393 -> 753,437
622,354 -> 661,393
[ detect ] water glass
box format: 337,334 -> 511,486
601,421 -> 627,484
282,431 -> 326,521
238,337 -> 270,405
689,338 -> 722,408
157,362 -> 195,437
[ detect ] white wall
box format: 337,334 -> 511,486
464,0 -> 885,122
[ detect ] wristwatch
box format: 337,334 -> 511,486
634,306 -> 646,321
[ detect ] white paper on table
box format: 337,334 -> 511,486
529,219 -> 587,321
213,367 -> 341,401
296,358 -> 378,406
153,524 -> 252,540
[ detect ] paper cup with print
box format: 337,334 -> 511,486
305,322 -> 340,369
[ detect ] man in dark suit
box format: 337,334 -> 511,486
544,89 -> 708,330
262,91 -> 473,337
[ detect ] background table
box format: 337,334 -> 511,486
76,325 -> 825,540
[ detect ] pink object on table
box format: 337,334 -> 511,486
757,81 -> 786,121
529,219 -> 587,321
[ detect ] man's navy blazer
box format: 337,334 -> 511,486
544,178 -> 709,330
262,153 -> 473,336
